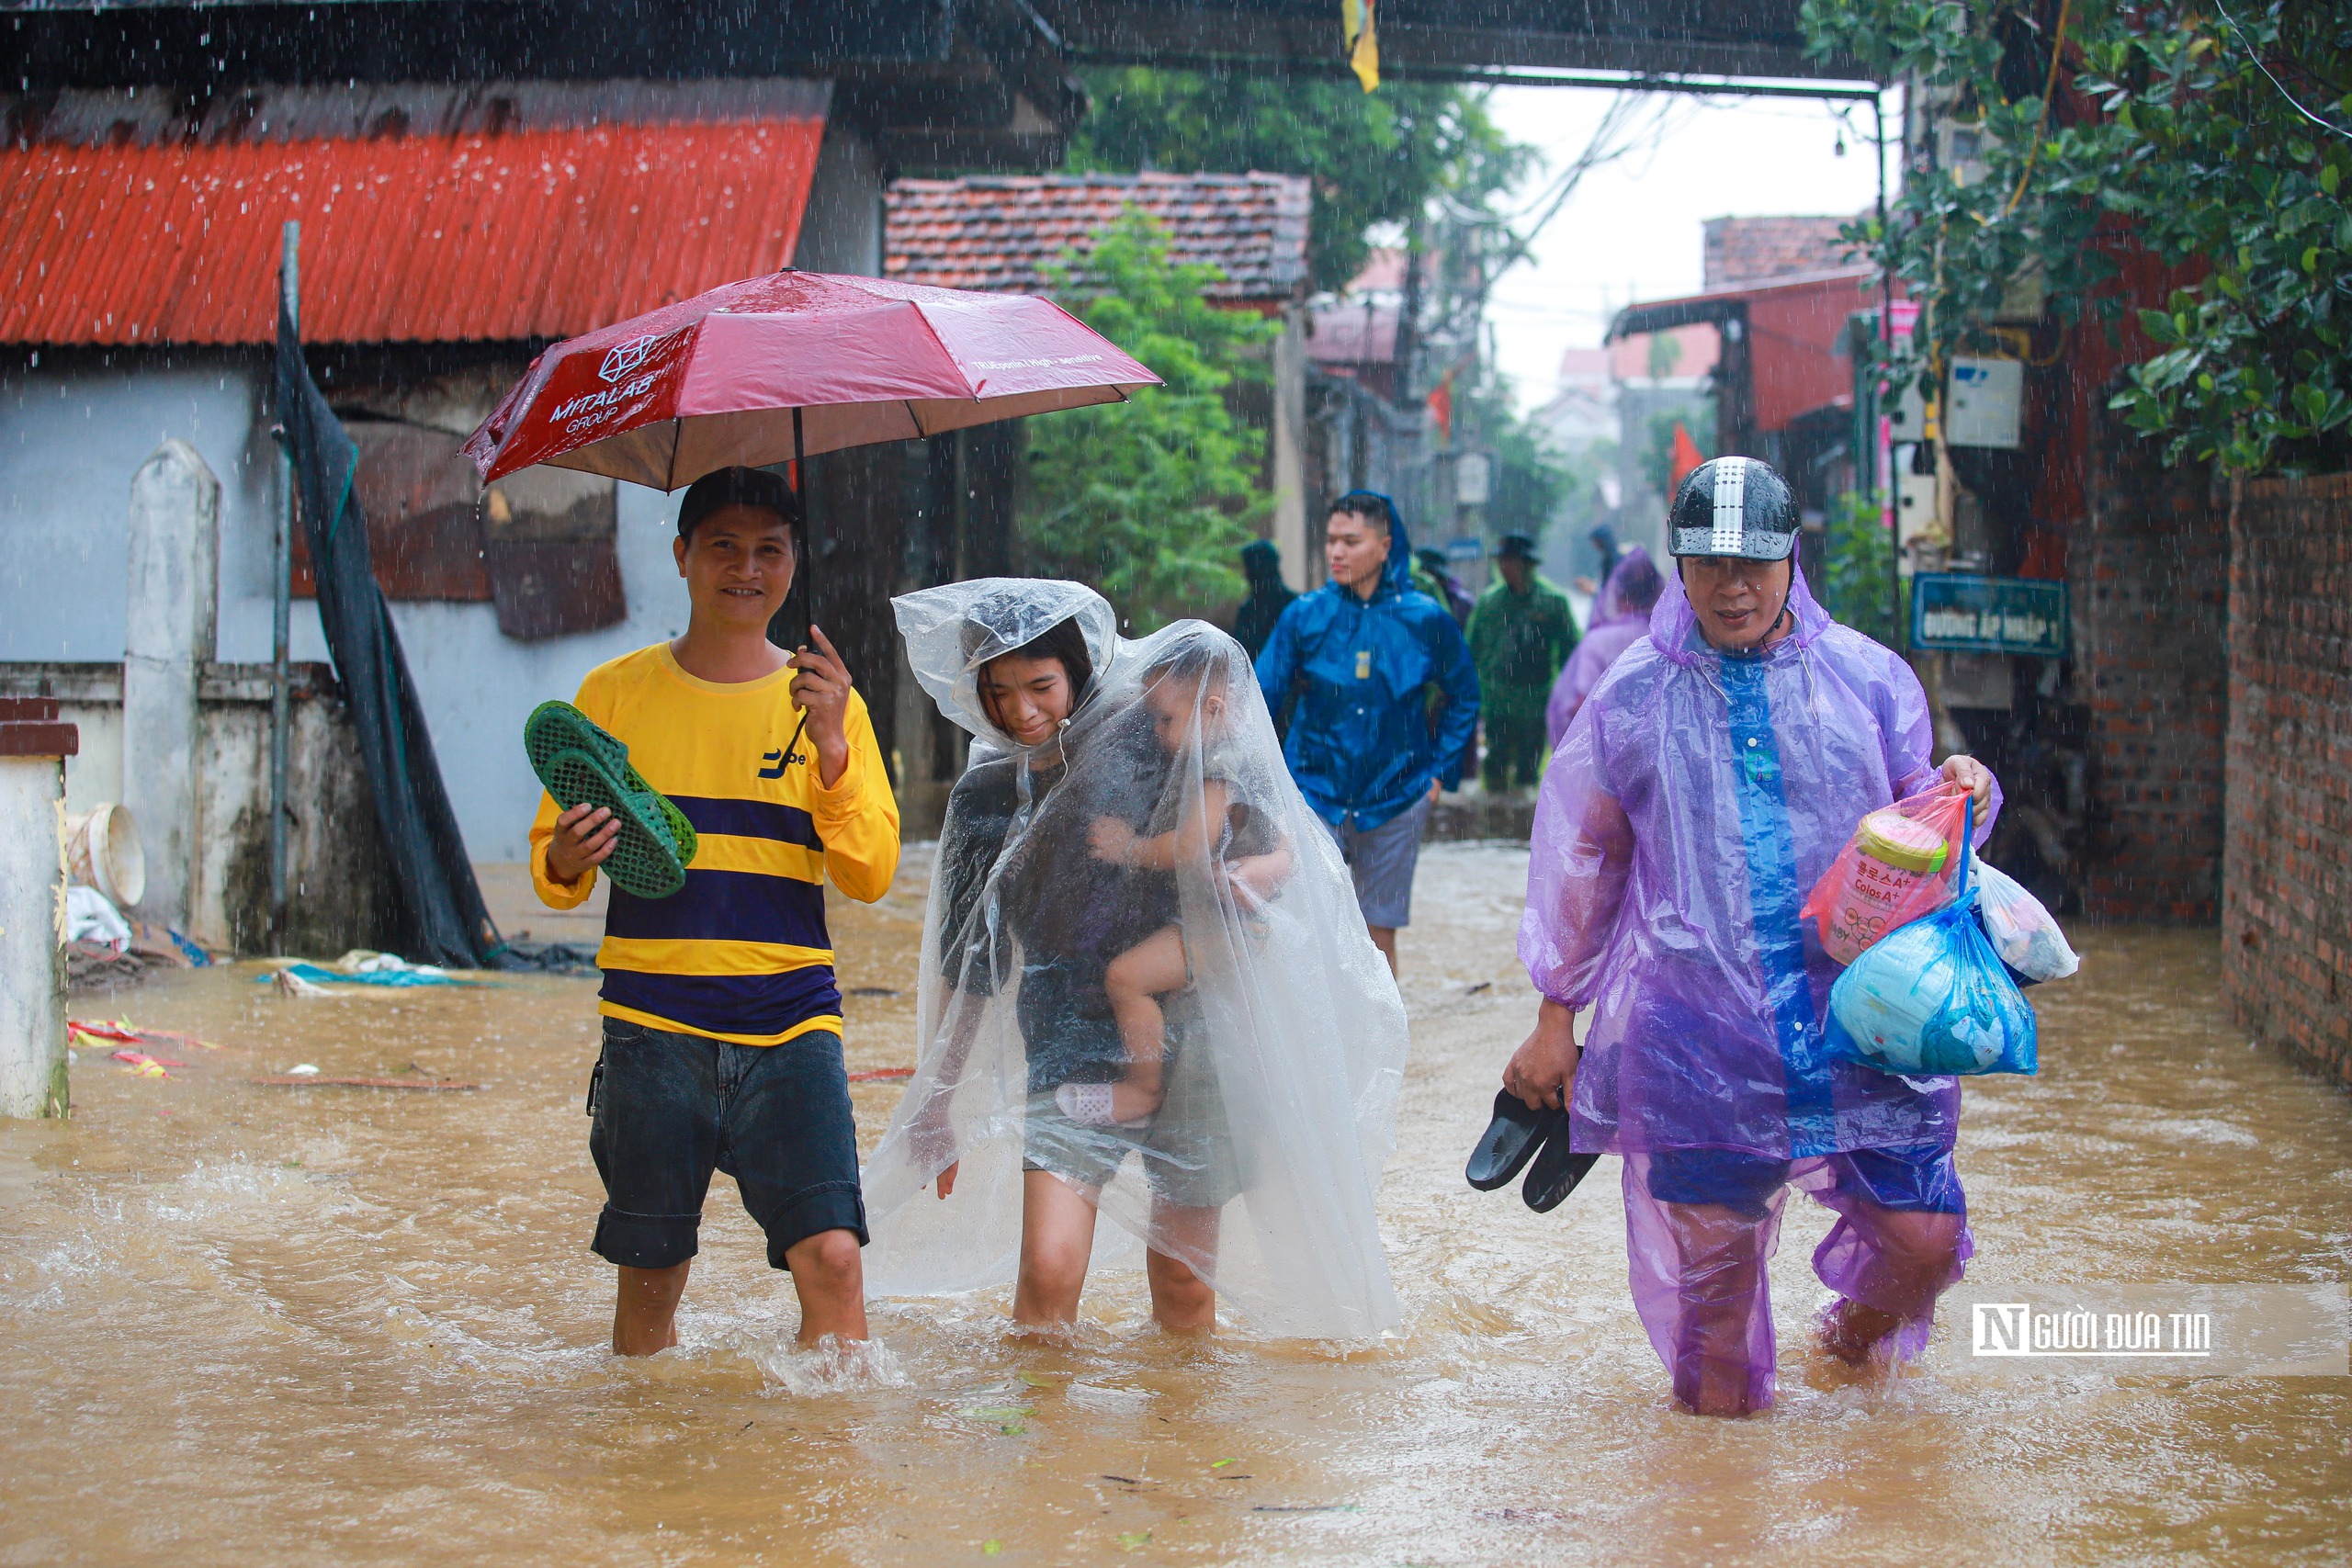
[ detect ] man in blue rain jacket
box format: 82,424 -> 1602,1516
1256,491 -> 1479,974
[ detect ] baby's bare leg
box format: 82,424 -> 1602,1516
1103,926 -> 1188,1119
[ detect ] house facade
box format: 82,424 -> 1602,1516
2,11 -> 1083,949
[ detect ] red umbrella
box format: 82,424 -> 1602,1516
463,268 -> 1161,489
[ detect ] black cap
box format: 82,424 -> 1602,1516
1668,457 -> 1798,561
677,465 -> 801,544
1496,533 -> 1539,562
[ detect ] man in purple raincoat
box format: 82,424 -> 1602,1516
1505,457 -> 1997,1417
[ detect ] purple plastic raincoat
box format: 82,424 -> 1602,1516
1519,563 -> 2000,1411
1521,561 -> 1997,1158
1545,547 -> 1662,750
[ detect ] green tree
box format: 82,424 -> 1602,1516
1022,209 -> 1277,630
1068,69 -> 1533,291
1802,0 -> 2352,475
1819,491 -> 1906,646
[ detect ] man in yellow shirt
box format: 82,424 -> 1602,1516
532,465 -> 899,1356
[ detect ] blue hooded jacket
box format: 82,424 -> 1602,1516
1254,492 -> 1481,831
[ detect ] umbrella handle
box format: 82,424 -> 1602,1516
794,405 -> 811,637
778,407 -> 809,773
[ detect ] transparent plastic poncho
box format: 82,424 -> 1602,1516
1519,563 -> 2002,1161
863,580 -> 1408,1338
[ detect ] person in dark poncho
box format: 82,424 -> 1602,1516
1229,539 -> 1296,663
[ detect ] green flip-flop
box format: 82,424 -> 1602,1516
524,701 -> 697,899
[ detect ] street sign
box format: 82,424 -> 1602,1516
1453,451 -> 1492,506
1445,536 -> 1484,562
1911,573 -> 2068,656
1946,356 -> 2023,448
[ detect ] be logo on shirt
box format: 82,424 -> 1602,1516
757,746 -> 808,780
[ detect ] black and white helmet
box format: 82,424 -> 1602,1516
1668,457 -> 1799,562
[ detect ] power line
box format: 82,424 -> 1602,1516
2212,2 -> 2352,143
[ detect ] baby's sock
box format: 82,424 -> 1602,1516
1056,1081 -> 1153,1130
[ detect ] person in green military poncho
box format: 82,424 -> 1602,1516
1465,534 -> 1578,794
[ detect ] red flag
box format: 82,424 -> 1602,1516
1426,372 -> 1454,441
1669,422 -> 1706,494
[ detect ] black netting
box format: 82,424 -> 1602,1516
275,305 -> 504,967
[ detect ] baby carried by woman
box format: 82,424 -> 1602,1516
861,580 -> 1407,1339
1080,637 -> 1295,1128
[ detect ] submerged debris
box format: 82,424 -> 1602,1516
250,1074 -> 480,1090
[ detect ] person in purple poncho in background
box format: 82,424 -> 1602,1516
1504,457 -> 1998,1417
1544,545 -> 1664,751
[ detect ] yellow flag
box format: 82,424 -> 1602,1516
1341,0 -> 1380,92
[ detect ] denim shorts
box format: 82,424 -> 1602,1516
1644,1144 -> 1963,1224
586,1018 -> 866,1271
1018,993 -> 1246,1212
1320,790 -> 1432,928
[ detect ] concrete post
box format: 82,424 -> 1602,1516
121,439 -> 220,929
0,700 -> 77,1119
794,122 -> 884,276
1272,308 -> 1312,592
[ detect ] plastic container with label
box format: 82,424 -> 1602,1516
1815,807 -> 1952,964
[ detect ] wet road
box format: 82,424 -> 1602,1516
2,843 -> 2346,1565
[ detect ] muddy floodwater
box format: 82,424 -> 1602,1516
4,843 -> 2347,1565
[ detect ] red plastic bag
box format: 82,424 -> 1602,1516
1801,784 -> 1970,965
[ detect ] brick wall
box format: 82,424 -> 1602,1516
2069,410 -> 2229,919
2224,472 -> 2352,1085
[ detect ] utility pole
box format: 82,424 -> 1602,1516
270,220 -> 297,953
1876,90 -> 1901,649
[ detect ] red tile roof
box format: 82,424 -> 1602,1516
1702,214 -> 1860,288
0,83 -> 827,345
886,171 -> 1310,304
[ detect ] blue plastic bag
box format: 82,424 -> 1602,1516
1827,800 -> 2039,1077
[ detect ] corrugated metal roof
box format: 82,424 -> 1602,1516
6,80 -> 832,146
885,171 -> 1310,303
0,101 -> 826,345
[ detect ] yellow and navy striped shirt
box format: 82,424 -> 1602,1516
529,643 -> 900,1045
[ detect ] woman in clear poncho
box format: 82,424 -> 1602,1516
862,580 -> 1408,1338
1508,458 -> 1999,1416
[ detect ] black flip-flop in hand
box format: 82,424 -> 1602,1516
1464,1087 -> 1600,1213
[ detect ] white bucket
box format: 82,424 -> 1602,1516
63,801 -> 145,910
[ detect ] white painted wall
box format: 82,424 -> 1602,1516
0,355 -> 277,663
0,355 -> 695,864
